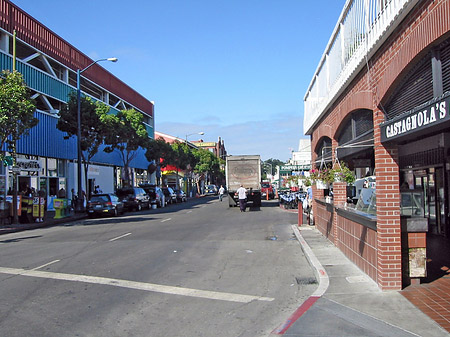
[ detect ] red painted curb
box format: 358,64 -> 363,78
271,296 -> 320,335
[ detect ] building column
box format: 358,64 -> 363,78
333,181 -> 347,246
375,137 -> 402,290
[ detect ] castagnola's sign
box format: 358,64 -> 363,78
380,94 -> 450,142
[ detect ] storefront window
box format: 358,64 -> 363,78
47,158 -> 57,177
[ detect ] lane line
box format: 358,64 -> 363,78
0,266 -> 274,303
32,259 -> 60,270
109,233 -> 132,242
161,218 -> 171,223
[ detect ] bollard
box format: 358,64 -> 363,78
298,200 -> 303,226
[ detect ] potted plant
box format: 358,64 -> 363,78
331,161 -> 355,184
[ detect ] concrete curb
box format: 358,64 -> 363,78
271,225 -> 330,335
291,225 -> 329,297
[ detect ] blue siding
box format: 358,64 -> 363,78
1,52 -> 152,170
17,112 -> 76,159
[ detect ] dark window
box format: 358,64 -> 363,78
315,137 -> 332,165
337,109 -> 373,145
384,52 -> 433,120
441,39 -> 450,94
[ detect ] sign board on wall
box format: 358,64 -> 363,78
380,94 -> 450,142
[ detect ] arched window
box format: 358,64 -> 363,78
314,137 -> 332,167
336,109 -> 374,168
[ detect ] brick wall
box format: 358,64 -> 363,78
309,0 -> 449,290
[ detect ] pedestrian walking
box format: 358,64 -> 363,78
219,185 -> 225,201
237,184 -> 247,212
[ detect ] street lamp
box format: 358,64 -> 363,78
76,57 -> 118,212
185,131 -> 204,143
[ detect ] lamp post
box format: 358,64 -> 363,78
185,131 -> 204,143
184,132 -> 204,198
264,162 -> 273,177
76,57 -> 117,212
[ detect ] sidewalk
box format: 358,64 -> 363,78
0,211 -> 86,235
273,224 -> 449,337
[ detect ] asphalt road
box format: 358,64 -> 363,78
0,196 -> 316,337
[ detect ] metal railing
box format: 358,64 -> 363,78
303,0 -> 420,135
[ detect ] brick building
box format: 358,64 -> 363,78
304,0 -> 450,290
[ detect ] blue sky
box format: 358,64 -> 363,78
11,0 -> 344,162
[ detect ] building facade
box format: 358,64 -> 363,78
0,1 -> 154,208
192,137 -> 227,160
304,0 -> 450,290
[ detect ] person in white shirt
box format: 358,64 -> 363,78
236,184 -> 247,212
219,185 -> 225,201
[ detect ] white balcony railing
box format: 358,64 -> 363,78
303,0 -> 420,135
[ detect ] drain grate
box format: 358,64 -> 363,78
295,276 -> 317,285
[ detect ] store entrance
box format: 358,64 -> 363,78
416,167 -> 450,283
415,167 -> 447,237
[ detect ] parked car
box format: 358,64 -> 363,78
116,187 -> 150,211
161,186 -> 177,204
174,189 -> 187,202
140,184 -> 165,208
205,184 -> 218,195
87,193 -> 124,217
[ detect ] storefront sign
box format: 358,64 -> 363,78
16,158 -> 40,172
280,164 -> 311,171
381,95 -> 450,142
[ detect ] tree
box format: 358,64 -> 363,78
0,70 -> 38,224
192,148 -> 221,192
0,70 -> 38,161
263,158 -> 285,176
144,137 -> 176,186
170,141 -> 196,189
57,91 -> 109,196
102,109 -> 148,187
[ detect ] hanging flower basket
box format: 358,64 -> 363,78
316,180 -> 328,189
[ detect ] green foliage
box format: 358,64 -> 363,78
263,158 -> 285,175
0,70 -> 37,159
145,137 -> 175,168
57,91 -> 109,163
308,162 -> 355,185
101,108 -> 149,186
332,161 -> 356,184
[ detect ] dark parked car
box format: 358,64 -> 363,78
141,185 -> 165,208
161,186 -> 177,204
174,189 -> 187,202
87,193 -> 124,217
116,187 -> 150,211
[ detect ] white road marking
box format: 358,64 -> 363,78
161,218 -> 171,223
109,233 -> 132,242
0,266 -> 274,303
32,259 -> 60,270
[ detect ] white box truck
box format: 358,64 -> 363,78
225,155 -> 261,207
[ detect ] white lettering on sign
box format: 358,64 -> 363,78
385,101 -> 447,139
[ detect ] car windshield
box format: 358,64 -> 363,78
262,183 -> 270,188
91,195 -> 109,202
